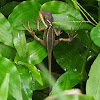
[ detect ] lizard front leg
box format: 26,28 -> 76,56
22,21 -> 45,46
36,16 -> 46,31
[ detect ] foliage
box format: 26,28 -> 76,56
0,0 -> 99,100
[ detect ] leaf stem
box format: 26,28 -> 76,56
53,21 -> 89,24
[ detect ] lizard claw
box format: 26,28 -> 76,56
68,27 -> 78,41
54,25 -> 62,36
68,22 -> 82,40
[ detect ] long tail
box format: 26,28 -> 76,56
48,50 -> 52,91
48,50 -> 52,74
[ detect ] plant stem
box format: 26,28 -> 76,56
76,2 -> 98,25
81,41 -> 92,75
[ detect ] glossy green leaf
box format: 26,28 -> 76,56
86,54 -> 100,100
53,42 -> 83,72
15,40 -> 47,65
41,1 -> 79,14
0,73 -> 9,100
14,40 -> 47,85
0,43 -> 16,59
26,63 -> 43,86
90,26 -> 100,47
0,56 -> 23,100
50,72 -> 72,96
8,0 -> 41,29
77,30 -> 91,47
53,14 -> 91,30
0,1 -> 20,16
0,13 -> 13,47
18,62 -> 43,85
13,30 -> 26,57
50,70 -> 83,95
68,70 -> 84,87
32,72 -> 48,90
40,1 -> 92,30
16,65 -> 33,100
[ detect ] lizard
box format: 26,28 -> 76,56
22,10 -> 82,75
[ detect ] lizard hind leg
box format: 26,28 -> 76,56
67,22 -> 82,40
54,22 -> 82,45
70,22 -> 82,36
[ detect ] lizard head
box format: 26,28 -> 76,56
39,10 -> 53,27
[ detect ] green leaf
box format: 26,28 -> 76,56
86,53 -> 100,100
90,26 -> 100,47
0,13 -> 13,47
13,30 -> 27,57
53,14 -> 90,30
28,65 -> 43,85
68,70 -> 84,87
14,40 -> 47,86
26,63 -> 43,86
16,65 -> 33,100
8,0 -> 41,29
53,42 -> 83,72
0,1 -> 20,16
50,70 -> 83,95
77,30 -> 91,47
7,93 -> 15,100
0,43 -> 16,59
0,73 -> 9,100
18,62 -> 43,86
32,72 -> 48,90
50,72 -> 72,96
40,1 -> 92,30
15,40 -> 47,65
41,1 -> 79,14
0,56 -> 23,100
0,0 -> 7,7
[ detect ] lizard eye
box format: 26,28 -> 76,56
44,17 -> 46,20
